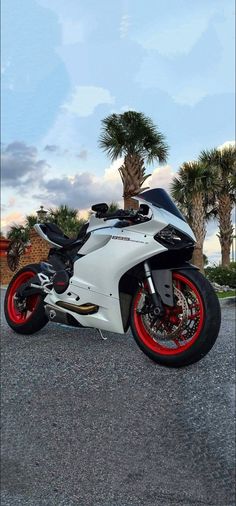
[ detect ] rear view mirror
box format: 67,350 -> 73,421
91,203 -> 108,215
139,204 -> 149,215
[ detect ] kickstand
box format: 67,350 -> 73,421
97,328 -> 107,341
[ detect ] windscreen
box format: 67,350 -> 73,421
138,188 -> 186,222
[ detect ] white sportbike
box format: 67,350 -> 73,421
5,188 -> 221,367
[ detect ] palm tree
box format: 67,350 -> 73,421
48,205 -> 86,237
108,202 -> 119,213
99,111 -> 169,209
7,224 -> 29,244
200,146 -> 236,267
25,215 -> 38,228
171,161 -> 218,273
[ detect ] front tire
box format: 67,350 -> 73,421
130,269 -> 221,367
4,264 -> 48,335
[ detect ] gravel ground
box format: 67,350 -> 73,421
1,289 -> 235,506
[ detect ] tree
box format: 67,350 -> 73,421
99,111 -> 169,209
171,161 -> 218,273
25,214 -> 38,228
108,202 -> 119,213
200,146 -> 236,267
7,224 -> 29,244
48,205 -> 86,237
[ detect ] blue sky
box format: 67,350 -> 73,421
1,0 -> 235,261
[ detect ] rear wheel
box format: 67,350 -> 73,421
4,264 -> 48,335
130,269 -> 221,367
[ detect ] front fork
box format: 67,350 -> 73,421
143,261 -> 165,317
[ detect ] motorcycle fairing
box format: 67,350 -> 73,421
44,201 -> 195,334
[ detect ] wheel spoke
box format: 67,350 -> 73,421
188,302 -> 199,309
134,272 -> 204,356
188,312 -> 200,320
173,338 -> 181,348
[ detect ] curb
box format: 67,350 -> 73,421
219,296 -> 236,306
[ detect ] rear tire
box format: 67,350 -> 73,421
130,269 -> 221,367
4,264 -> 48,335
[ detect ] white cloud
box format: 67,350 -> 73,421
36,158 -> 123,210
217,140 -> 236,151
136,11 -> 211,56
173,87 -> 207,107
1,212 -> 25,234
120,15 -> 131,39
135,4 -> 234,106
110,104 -> 136,114
40,110 -> 78,152
149,164 -> 175,191
204,231 -> 221,265
62,86 -> 115,117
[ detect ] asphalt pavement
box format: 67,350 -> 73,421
1,288 -> 235,506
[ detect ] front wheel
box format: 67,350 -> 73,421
130,269 -> 221,367
4,264 -> 48,335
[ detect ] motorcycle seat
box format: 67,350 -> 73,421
40,222 -> 89,248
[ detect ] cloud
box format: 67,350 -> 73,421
35,158 -> 123,209
34,158 -> 176,213
217,140 -> 235,151
137,11 -> 210,56
62,86 -> 115,117
135,4 -> 234,106
1,211 -> 25,233
76,149 -> 88,160
149,164 -> 175,191
44,144 -> 59,153
1,142 -> 48,187
204,230 -> 222,264
120,15 -> 131,39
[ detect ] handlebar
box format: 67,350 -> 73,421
94,204 -> 150,222
103,209 -> 138,221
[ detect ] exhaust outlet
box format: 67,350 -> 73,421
44,305 -> 83,327
56,301 -> 98,315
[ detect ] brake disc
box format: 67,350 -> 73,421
141,286 -> 190,341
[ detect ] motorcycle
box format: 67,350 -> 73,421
4,188 -> 221,367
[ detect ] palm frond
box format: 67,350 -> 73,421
99,111 -> 169,164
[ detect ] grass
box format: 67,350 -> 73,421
217,290 -> 236,299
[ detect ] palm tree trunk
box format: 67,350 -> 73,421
124,197 -> 139,210
191,193 -> 206,273
119,154 -> 150,209
217,194 -> 234,267
192,247 -> 204,272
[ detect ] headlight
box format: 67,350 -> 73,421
154,225 -> 195,249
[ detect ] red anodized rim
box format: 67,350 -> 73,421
133,272 -> 204,355
7,271 -> 39,324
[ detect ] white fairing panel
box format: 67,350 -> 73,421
44,202 -> 195,334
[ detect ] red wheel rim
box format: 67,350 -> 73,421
7,271 -> 40,324
133,272 -> 204,355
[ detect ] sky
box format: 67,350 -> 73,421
1,0 -> 235,263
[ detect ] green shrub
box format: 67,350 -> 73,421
205,265 -> 236,288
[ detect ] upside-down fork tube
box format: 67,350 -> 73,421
143,261 -> 164,316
